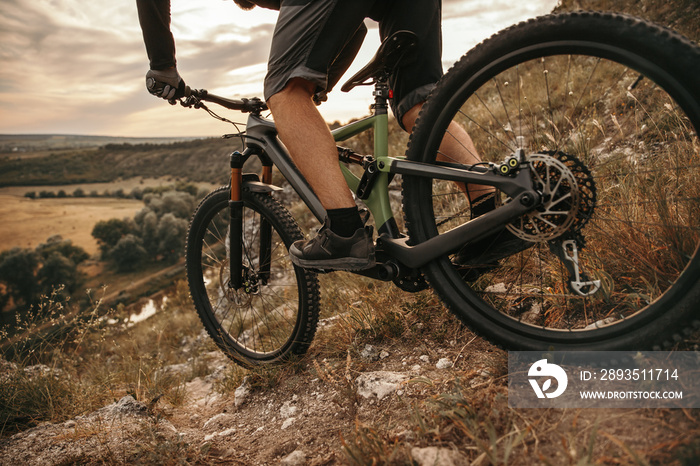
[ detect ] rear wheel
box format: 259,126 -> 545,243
403,12 -> 700,350
186,187 -> 320,367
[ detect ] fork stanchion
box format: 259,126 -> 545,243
229,151 -> 244,290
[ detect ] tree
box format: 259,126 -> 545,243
37,252 -> 79,299
92,218 -> 134,257
156,213 -> 188,260
135,208 -> 159,257
0,248 -> 40,307
110,234 -> 148,272
36,236 -> 90,265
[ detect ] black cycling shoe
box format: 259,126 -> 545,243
289,221 -> 376,271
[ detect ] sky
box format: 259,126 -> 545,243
0,0 -> 558,138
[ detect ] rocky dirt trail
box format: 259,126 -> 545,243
1,316 -> 697,465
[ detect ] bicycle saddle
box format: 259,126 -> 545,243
340,30 -> 419,93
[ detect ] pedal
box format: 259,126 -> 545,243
549,239 -> 601,297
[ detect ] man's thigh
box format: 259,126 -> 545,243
378,0 -> 443,126
264,0 -> 374,101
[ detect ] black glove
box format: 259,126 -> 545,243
145,68 -> 188,100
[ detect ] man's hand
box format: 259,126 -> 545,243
145,68 -> 188,100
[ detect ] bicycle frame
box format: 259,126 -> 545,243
240,101 -> 540,275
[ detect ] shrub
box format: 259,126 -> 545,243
110,234 -> 147,272
91,218 -> 135,257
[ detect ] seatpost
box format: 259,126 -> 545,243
372,75 -> 390,116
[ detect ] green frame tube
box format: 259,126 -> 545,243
332,114 -> 395,232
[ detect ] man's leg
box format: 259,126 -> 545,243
401,103 -> 495,204
401,102 -> 531,267
267,78 -> 355,211
268,78 -> 375,271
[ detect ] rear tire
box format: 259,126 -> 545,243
403,12 -> 700,350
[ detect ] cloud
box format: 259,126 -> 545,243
0,0 -> 558,137
0,0 -> 274,135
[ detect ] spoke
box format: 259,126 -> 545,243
458,109 -> 515,153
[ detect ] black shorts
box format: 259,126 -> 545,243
264,0 -> 443,126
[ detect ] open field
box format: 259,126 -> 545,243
0,195 -> 143,256
0,178 -> 218,256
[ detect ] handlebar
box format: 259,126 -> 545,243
180,88 -> 268,114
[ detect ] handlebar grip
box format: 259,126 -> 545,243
146,75 -> 189,99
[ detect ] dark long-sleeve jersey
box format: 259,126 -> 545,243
135,0 -> 281,70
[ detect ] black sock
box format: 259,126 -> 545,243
470,192 -> 497,219
327,206 -> 363,237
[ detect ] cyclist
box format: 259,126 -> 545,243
137,0 -> 520,271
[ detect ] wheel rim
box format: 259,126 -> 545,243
420,42 -> 700,338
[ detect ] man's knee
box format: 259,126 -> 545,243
401,102 -> 425,134
268,78 -> 316,110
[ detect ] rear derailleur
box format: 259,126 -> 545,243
548,235 -> 601,297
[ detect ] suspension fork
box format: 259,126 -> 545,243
228,150 -> 247,289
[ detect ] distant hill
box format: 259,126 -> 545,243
0,137 -> 244,187
0,134 -> 203,154
1,0 -> 695,189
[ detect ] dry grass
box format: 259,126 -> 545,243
0,195 -> 144,255
1,276 -> 699,464
0,281 -> 208,437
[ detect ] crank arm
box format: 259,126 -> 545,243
548,239 -> 601,297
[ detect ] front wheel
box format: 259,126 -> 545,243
186,187 -> 320,367
403,12 -> 700,351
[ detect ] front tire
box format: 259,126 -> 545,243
186,187 -> 320,367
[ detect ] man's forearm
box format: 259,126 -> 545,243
136,0 -> 177,70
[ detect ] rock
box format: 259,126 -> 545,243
411,446 -> 467,466
419,355 -> 430,363
379,350 -> 390,360
203,413 -> 236,432
360,344 -> 379,361
186,377 -> 218,407
485,282 -> 507,294
281,417 -> 296,430
280,400 -> 298,418
158,362 -> 190,377
0,395 -> 176,465
355,371 -> 408,400
436,358 -> 453,370
584,317 -> 617,329
204,427 -> 236,441
97,395 -> 147,419
280,449 -> 306,466
234,376 -> 251,407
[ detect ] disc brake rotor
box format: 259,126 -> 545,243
219,259 -> 258,307
505,152 -> 590,242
